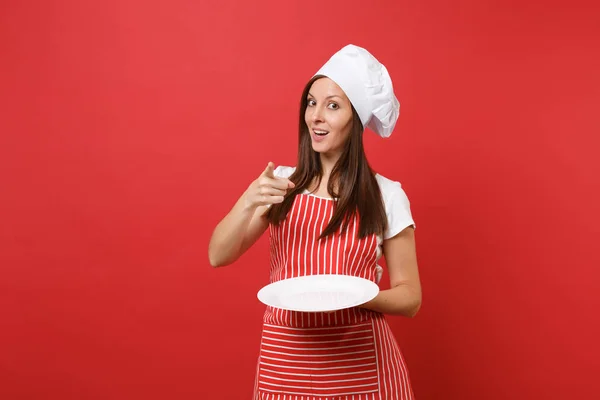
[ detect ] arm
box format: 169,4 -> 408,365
208,197 -> 269,267
208,162 -> 294,267
359,226 -> 422,317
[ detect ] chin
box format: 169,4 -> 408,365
311,143 -> 326,153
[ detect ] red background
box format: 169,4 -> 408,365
1,1 -> 599,399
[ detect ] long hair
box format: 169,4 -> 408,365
266,75 -> 387,239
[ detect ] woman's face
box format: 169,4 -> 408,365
304,77 -> 354,158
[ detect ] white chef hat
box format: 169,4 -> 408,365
314,44 -> 400,138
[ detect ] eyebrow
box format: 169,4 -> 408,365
307,92 -> 343,100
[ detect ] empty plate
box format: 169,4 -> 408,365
257,274 -> 379,312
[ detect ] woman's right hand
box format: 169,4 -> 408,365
244,162 -> 295,210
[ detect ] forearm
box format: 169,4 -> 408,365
208,193 -> 257,267
359,283 -> 421,317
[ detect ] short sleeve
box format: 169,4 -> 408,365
273,165 -> 296,179
380,178 -> 416,240
264,166 -> 296,210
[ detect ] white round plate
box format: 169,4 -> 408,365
257,274 -> 379,312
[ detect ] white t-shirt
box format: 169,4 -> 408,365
273,166 -> 415,282
273,165 -> 415,237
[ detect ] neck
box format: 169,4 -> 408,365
319,152 -> 341,178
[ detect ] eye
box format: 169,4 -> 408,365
307,99 -> 316,106
328,102 -> 339,110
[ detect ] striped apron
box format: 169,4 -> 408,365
253,193 -> 415,400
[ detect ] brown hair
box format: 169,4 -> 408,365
266,75 -> 387,239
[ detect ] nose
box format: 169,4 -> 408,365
309,104 -> 325,123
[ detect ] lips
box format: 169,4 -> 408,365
312,129 -> 329,136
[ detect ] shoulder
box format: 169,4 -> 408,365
375,173 -> 415,238
274,165 -> 296,178
375,173 -> 407,200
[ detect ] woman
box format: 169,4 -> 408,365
209,44 -> 422,400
